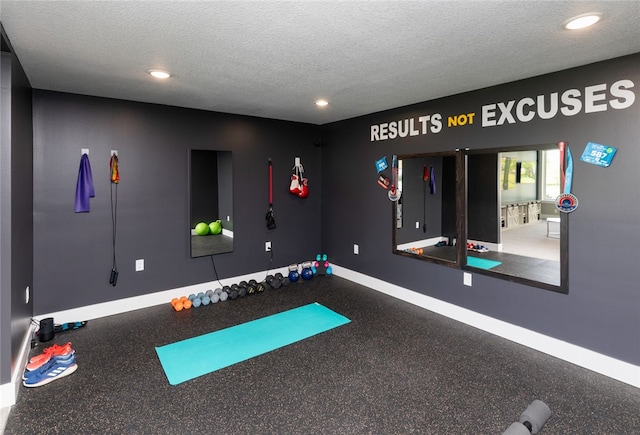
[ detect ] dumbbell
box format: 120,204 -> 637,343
207,289 -> 220,303
503,400 -> 551,435
256,281 -> 267,293
205,289 -> 218,304
223,285 -> 238,300
246,280 -> 257,295
231,284 -> 245,298
231,284 -> 243,298
171,298 -> 183,311
214,288 -> 229,302
201,294 -> 211,305
233,283 -> 247,298
173,296 -> 192,310
275,272 -> 290,286
266,274 -> 282,289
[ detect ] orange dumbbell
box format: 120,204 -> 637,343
171,298 -> 184,311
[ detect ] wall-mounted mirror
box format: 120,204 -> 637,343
189,150 -> 233,257
392,151 -> 464,266
465,143 -> 567,292
392,144 -> 568,293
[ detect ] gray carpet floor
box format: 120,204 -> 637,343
5,276 -> 639,434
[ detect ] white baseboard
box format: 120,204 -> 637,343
331,264 -> 640,388
34,267 -> 289,325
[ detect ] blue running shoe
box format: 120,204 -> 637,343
23,352 -> 75,380
22,356 -> 77,387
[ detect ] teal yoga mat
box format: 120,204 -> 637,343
467,256 -> 502,270
155,302 -> 350,385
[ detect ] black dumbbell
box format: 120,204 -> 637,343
275,272 -> 288,287
267,274 -> 282,289
237,283 -> 247,297
246,282 -> 256,295
231,284 -> 245,298
224,285 -> 238,300
256,281 -> 266,293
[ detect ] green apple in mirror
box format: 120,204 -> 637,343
209,220 -> 222,235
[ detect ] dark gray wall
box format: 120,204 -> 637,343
0,27 -> 33,385
321,53 -> 640,365
33,91 -> 322,314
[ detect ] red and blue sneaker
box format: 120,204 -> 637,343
22,354 -> 77,387
23,352 -> 76,380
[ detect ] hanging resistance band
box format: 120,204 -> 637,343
109,153 -> 119,286
266,159 -> 276,230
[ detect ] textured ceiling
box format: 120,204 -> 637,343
1,1 -> 639,125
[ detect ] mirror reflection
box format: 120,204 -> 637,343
189,150 -> 233,257
393,143 -> 567,292
466,144 -> 564,289
394,152 -> 459,264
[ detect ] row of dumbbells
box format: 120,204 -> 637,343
171,274 -> 293,311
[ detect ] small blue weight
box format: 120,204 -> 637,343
192,297 -> 202,308
188,293 -> 196,301
201,295 -> 210,305
326,265 -> 333,275
197,292 -> 205,299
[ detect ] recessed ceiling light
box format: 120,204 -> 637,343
148,70 -> 171,79
315,99 -> 329,107
563,13 -> 602,30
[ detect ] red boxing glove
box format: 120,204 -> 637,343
289,174 -> 300,195
298,178 -> 309,198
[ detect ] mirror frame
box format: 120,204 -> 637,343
392,145 -> 568,294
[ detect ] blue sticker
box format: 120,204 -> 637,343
375,156 -> 388,173
580,142 -> 617,168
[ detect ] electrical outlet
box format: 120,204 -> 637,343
265,241 -> 272,251
136,259 -> 144,271
354,244 -> 359,255
110,150 -> 118,157
463,272 -> 472,286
